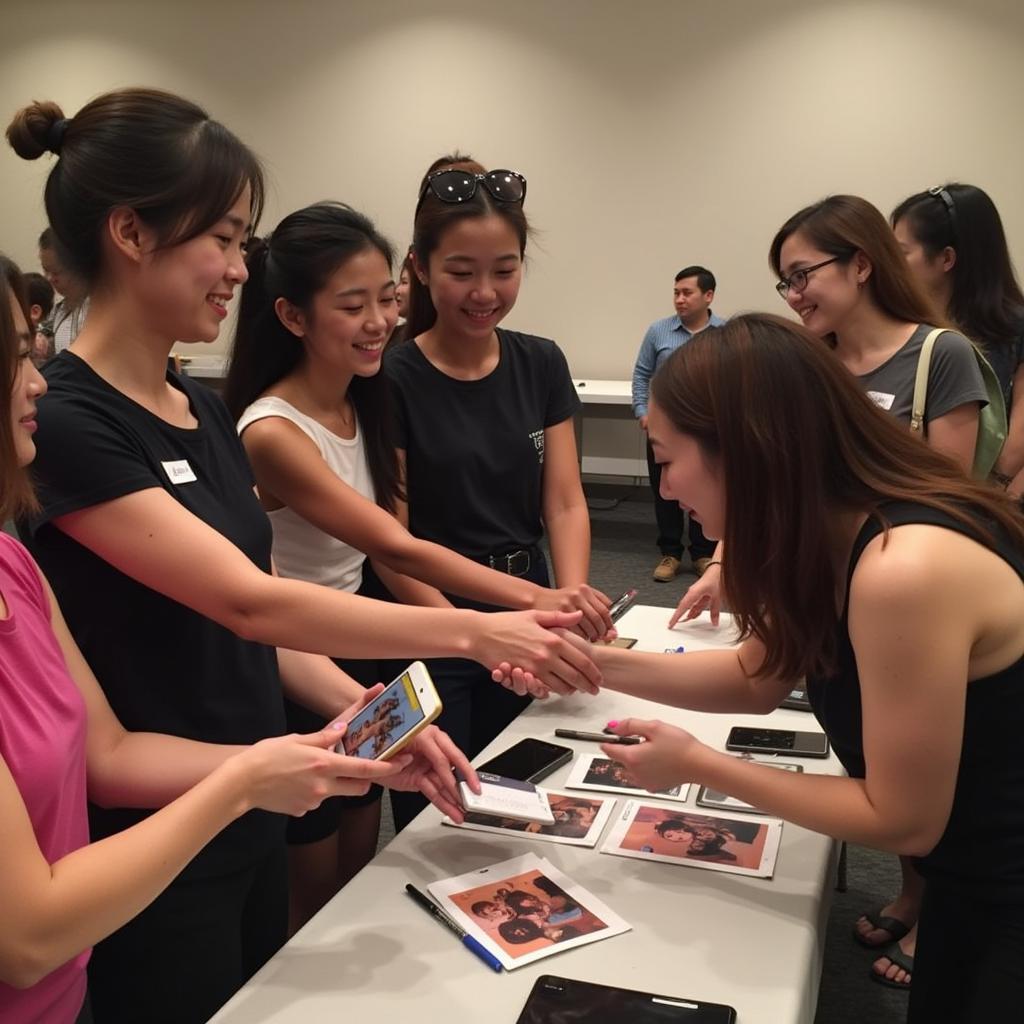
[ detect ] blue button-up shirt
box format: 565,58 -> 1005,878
631,311 -> 726,417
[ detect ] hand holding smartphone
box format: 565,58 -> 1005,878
607,588 -> 638,623
337,661 -> 442,760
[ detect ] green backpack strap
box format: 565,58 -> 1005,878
909,327 -> 1008,479
972,344 -> 1008,479
909,328 -> 944,436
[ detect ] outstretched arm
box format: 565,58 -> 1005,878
53,487 -> 599,693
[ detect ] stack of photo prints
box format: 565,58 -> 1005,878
435,752 -> 786,968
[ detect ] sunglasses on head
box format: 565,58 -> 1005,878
416,168 -> 527,212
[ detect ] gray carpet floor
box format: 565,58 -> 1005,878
379,486 -> 911,1024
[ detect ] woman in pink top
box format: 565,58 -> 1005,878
0,256 -> 420,1022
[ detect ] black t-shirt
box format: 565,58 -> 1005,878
25,352 -> 286,877
807,501 -> 1024,898
385,329 -> 580,559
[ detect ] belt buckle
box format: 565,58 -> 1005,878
506,549 -> 530,577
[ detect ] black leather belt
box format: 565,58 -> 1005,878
487,548 -> 533,577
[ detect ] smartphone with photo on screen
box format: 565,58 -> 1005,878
336,661 -> 442,760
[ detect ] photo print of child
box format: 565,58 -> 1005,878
445,792 -> 614,846
429,854 -> 631,970
453,868 -> 607,958
601,802 -> 783,878
566,754 -> 691,802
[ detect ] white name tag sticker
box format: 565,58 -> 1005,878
162,459 -> 198,484
866,390 -> 895,411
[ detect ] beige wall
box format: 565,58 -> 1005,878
2,0 -> 1023,381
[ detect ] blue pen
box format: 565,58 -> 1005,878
405,884 -> 503,973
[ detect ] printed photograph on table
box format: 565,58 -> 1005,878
442,791 -> 615,846
600,801 -> 783,879
341,668 -> 425,759
566,753 -> 691,802
428,853 -> 631,970
697,761 -> 803,814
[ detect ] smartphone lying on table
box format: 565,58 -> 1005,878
336,661 -> 441,760
725,726 -> 830,759
477,737 -> 573,783
516,975 -> 737,1023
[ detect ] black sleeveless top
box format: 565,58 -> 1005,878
807,501 -> 1024,896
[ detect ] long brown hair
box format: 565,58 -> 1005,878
769,195 -> 945,341
0,255 -> 39,520
651,312 -> 1024,680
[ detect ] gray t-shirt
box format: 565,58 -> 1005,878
859,324 -> 987,424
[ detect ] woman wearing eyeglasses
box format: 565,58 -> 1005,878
384,153 -> 610,828
770,194 -> 988,476
670,195 -> 991,634
892,184 -> 1024,497
769,194 -> 989,992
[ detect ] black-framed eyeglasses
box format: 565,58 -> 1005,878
416,168 -> 527,213
928,185 -> 958,243
775,257 -> 841,297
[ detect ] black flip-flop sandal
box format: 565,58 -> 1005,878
853,904 -> 912,947
869,942 -> 914,991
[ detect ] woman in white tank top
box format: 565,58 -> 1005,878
226,202 -> 614,929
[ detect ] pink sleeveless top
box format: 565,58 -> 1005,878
0,533 -> 89,1022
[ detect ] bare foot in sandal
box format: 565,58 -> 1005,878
871,925 -> 916,988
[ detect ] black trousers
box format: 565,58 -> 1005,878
389,552 -> 550,832
645,440 -> 714,560
87,845 -> 287,1024
909,879 -> 1024,1022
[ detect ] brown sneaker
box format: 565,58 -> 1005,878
693,557 -> 715,577
653,555 -> 681,582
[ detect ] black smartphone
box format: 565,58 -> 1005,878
725,726 -> 830,759
516,975 -> 737,1023
608,588 -> 638,622
780,687 -> 813,712
477,738 -> 573,784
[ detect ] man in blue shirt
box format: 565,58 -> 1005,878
632,266 -> 725,581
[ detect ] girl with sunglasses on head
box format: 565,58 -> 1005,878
224,201 -> 609,926
0,254 -> 411,1024
892,184 -> 1024,496
6,92 -> 599,1024
385,154 -> 611,827
509,313 -> 1024,1023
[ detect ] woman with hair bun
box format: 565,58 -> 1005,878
6,91 -> 596,1023
0,254 -> 405,1024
